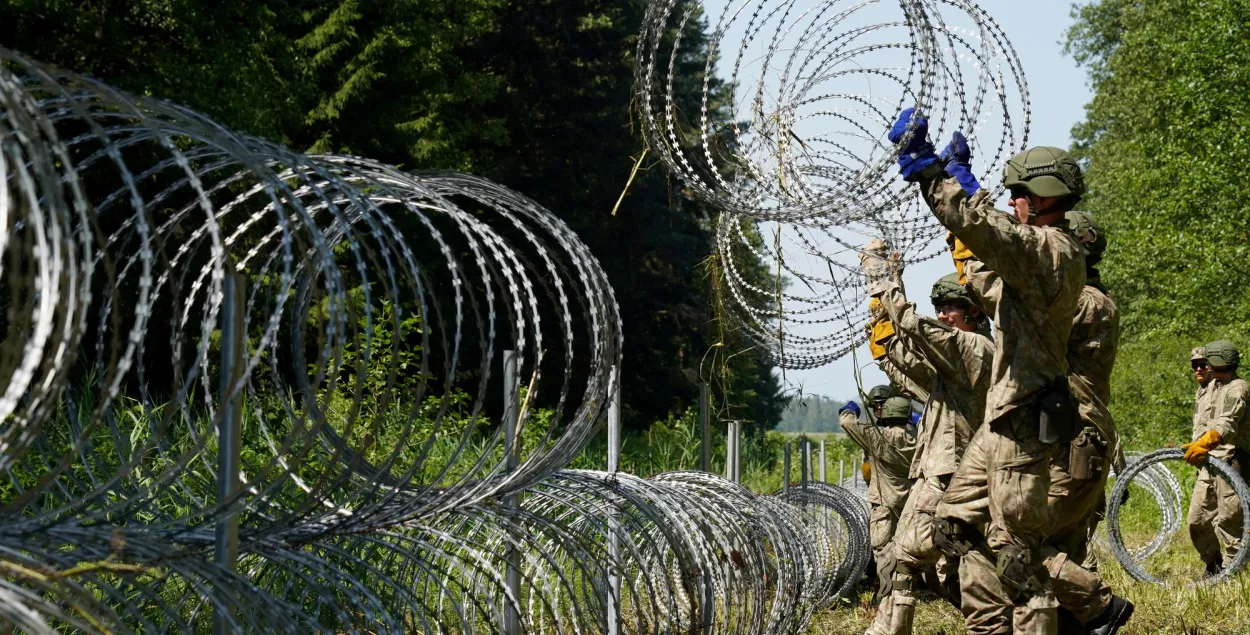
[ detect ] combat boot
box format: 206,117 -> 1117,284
1083,595 -> 1134,635
1204,557 -> 1223,578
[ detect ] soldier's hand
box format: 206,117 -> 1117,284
861,461 -> 872,484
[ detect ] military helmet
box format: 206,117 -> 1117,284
1205,340 -> 1240,369
1003,147 -> 1086,200
880,396 -> 913,421
1191,347 -> 1208,362
867,384 -> 893,404
1065,211 -> 1107,265
931,272 -> 976,309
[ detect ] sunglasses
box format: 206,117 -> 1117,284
1008,187 -> 1029,200
1192,361 -> 1209,370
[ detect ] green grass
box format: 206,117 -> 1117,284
805,538 -> 1250,634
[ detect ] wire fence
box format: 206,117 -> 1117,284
0,47 -> 871,634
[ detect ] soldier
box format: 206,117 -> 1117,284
839,395 -> 917,634
1036,211 -> 1132,634
860,242 -> 993,635
890,110 -> 1086,634
1184,340 -> 1250,575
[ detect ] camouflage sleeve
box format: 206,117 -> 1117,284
878,423 -> 917,472
1209,382 -> 1250,443
877,280 -> 968,378
879,328 -> 936,398
919,175 -> 1070,297
841,412 -> 909,467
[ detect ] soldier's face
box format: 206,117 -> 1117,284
1193,361 -> 1211,385
1008,190 -> 1060,224
936,305 -> 977,332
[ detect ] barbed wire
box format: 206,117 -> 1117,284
0,47 -> 872,633
635,0 -> 1030,368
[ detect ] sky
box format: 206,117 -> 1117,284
695,0 -> 1095,402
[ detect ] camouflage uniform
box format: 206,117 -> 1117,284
841,406 -> 916,635
922,178 -> 1086,634
1042,277 -> 1120,623
879,335 -> 934,404
1188,374 -> 1250,564
872,277 -> 993,635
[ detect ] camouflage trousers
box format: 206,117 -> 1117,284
1042,444 -> 1113,623
1188,467 -> 1243,565
936,409 -> 1058,635
866,502 -> 905,635
869,475 -> 961,635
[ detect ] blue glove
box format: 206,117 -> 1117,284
840,401 -> 861,417
909,411 -> 921,425
939,131 -> 981,195
888,108 -> 938,181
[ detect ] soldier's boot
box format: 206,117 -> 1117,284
865,551 -> 899,635
1083,595 -> 1134,635
885,571 -> 917,635
1203,557 -> 1223,578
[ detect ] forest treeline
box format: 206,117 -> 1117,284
0,0 -> 787,434
1066,0 -> 1250,450
776,395 -> 849,434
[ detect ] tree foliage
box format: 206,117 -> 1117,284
1067,0 -> 1250,445
0,0 -> 787,433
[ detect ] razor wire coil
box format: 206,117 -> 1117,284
0,46 -> 874,634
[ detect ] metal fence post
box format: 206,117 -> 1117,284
503,351 -> 521,635
800,436 -> 809,490
214,270 -> 245,635
820,440 -> 827,482
733,421 -> 742,484
839,458 -> 845,485
606,366 -> 621,635
699,382 -> 710,472
783,440 -> 791,497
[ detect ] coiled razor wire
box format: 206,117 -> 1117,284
0,48 -> 872,633
1106,449 -> 1250,586
1092,450 -> 1185,561
635,0 -> 1030,368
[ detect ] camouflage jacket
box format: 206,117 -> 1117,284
879,333 -> 935,402
1196,376 -> 1250,461
921,176 -> 1086,424
841,410 -> 916,512
1192,383 -> 1214,441
1067,279 -> 1121,454
876,279 -> 992,479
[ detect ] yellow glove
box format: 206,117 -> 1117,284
1182,430 -> 1222,466
946,232 -> 975,284
869,319 -> 895,360
861,461 -> 872,484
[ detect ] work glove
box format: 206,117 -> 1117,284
909,411 -> 921,426
888,108 -> 938,181
866,297 -> 895,360
861,461 -> 872,484
839,401 -> 861,418
1181,429 -> 1222,466
946,232 -> 975,285
859,239 -> 891,296
939,131 -> 981,195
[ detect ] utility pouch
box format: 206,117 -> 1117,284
1036,378 -> 1078,444
1068,426 -> 1106,481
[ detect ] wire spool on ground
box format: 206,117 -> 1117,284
1094,450 -> 1185,561
1106,448 -> 1250,586
772,482 -> 871,604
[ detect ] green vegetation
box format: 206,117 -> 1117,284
0,0 -> 787,435
1066,0 -> 1250,449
